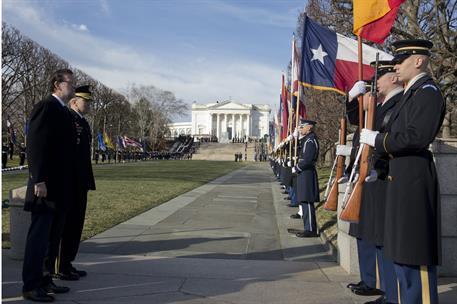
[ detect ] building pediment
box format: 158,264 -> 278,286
208,101 -> 252,111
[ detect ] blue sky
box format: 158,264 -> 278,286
2,0 -> 307,121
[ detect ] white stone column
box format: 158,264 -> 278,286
222,114 -> 227,141
246,114 -> 251,137
232,114 -> 237,137
216,114 -> 220,140
240,114 -> 244,137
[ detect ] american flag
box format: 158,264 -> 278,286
123,136 -> 143,151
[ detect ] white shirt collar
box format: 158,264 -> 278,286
382,87 -> 404,105
73,109 -> 84,119
403,72 -> 427,94
52,94 -> 66,107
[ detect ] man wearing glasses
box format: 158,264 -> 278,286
22,69 -> 77,302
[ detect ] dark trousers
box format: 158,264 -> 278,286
394,263 -> 438,304
59,190 -> 88,271
44,209 -> 67,274
376,246 -> 398,303
356,238 -> 377,288
300,202 -> 316,232
22,208 -> 65,292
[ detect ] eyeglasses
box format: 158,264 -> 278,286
60,80 -> 76,87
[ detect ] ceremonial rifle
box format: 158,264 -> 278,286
323,116 -> 347,211
340,53 -> 379,222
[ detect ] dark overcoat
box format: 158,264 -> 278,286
355,91 -> 402,245
24,95 -> 77,212
374,75 -> 445,266
296,132 -> 320,203
70,109 -> 96,192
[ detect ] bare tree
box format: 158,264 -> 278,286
124,84 -> 188,150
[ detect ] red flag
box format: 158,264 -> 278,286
353,0 -> 405,44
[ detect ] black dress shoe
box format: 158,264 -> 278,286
287,203 -> 298,207
284,197 -> 291,200
54,271 -> 80,281
69,266 -> 87,277
347,280 -> 364,289
290,214 -> 301,219
352,284 -> 384,296
364,296 -> 391,303
42,281 -> 70,294
281,191 -> 288,194
23,288 -> 55,302
296,231 -> 319,238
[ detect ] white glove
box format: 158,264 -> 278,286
287,135 -> 293,142
287,161 -> 292,167
359,128 -> 379,147
292,167 -> 297,174
293,128 -> 298,139
336,144 -> 352,156
365,169 -> 378,183
348,80 -> 366,100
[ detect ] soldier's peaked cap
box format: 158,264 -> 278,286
75,85 -> 92,100
391,39 -> 433,64
370,60 -> 396,77
299,119 -> 316,127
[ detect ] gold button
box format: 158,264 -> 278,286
388,176 -> 393,181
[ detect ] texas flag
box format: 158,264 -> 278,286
300,16 -> 392,95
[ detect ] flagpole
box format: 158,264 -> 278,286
295,11 -> 308,164
281,72 -> 288,161
288,34 -> 295,160
357,36 -> 363,129
294,83 -> 300,163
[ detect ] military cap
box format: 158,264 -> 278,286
370,60 -> 396,77
298,119 -> 317,128
75,85 -> 92,100
391,39 -> 433,64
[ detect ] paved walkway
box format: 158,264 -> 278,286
3,164 -> 457,303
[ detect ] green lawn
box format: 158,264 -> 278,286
1,156 -> 27,169
2,160 -> 245,248
2,161 -> 338,250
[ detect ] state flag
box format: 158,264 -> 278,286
353,0 -> 405,44
300,16 -> 392,95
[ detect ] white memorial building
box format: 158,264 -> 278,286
168,100 -> 271,142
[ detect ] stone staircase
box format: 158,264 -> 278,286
192,142 -> 256,161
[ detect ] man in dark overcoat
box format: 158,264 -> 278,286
292,119 -> 319,238
360,40 -> 445,304
22,69 -> 77,302
54,85 -> 96,280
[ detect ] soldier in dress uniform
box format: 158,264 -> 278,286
19,143 -> 27,166
338,80 -> 384,298
360,40 -> 445,304
344,62 -> 404,303
292,119 -> 320,238
2,142 -> 8,168
54,85 -> 96,281
22,69 -> 77,302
